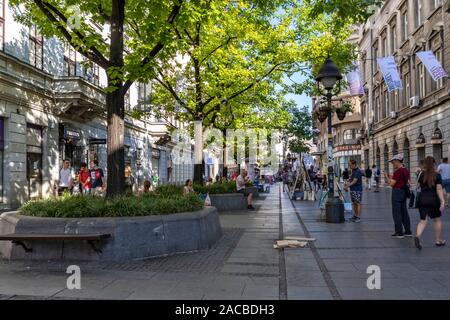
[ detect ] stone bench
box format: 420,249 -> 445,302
0,207 -> 222,261
209,193 -> 248,212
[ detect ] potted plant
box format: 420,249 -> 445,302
335,102 -> 353,121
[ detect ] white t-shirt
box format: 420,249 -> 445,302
236,175 -> 245,191
438,163 -> 450,180
59,168 -> 74,187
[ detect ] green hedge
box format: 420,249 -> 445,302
156,181 -> 238,195
194,181 -> 237,194
20,193 -> 204,218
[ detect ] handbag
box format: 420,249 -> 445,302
408,191 -> 415,208
400,169 -> 411,199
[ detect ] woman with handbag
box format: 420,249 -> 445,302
414,156 -> 446,250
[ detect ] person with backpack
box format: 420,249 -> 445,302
365,166 -> 373,190
414,156 -> 446,249
384,154 -> 412,239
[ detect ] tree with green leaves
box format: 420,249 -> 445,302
10,0 -> 185,197
144,0 -> 379,183
12,0 -> 380,192
283,106 -> 313,155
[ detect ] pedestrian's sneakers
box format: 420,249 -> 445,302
391,233 -> 405,239
436,240 -> 446,247
404,232 -> 413,237
247,205 -> 255,210
349,216 -> 361,223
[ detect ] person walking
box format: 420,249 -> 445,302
414,156 -> 446,249
58,159 -> 74,196
344,159 -> 363,223
384,154 -> 412,239
307,165 -> 317,192
437,157 -> 450,208
365,166 -> 373,190
372,164 -> 380,192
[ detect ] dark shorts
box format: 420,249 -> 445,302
442,179 -> 450,193
350,191 -> 362,204
237,189 -> 249,197
419,206 -> 442,220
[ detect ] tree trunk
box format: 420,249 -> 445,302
106,0 -> 125,198
106,88 -> 125,198
221,129 -> 228,178
193,118 -> 203,184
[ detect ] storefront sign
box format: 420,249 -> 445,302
89,138 -> 107,144
64,127 -> 81,140
152,148 -> 161,159
335,144 -> 360,152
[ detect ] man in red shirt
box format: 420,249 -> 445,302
384,154 -> 412,238
79,163 -> 91,195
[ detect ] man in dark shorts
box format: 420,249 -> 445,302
344,159 -> 363,223
237,170 -> 254,210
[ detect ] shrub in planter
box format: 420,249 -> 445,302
155,184 -> 183,196
19,193 -> 203,218
194,181 -> 237,194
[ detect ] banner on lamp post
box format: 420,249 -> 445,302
416,51 -> 448,81
347,66 -> 364,95
377,56 -> 403,92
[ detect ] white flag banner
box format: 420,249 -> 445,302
347,65 -> 364,95
416,51 -> 448,81
377,56 -> 403,92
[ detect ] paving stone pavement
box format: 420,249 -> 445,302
1,184 -> 450,299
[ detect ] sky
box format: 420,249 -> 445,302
283,72 -> 312,112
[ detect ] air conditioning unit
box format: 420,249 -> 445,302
410,96 -> 421,108
390,111 -> 397,119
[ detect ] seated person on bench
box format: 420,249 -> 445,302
237,170 -> 255,210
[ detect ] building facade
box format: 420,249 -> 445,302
311,27 -> 363,177
0,1 -> 193,209
358,0 -> 450,180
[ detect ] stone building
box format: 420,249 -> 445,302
358,0 -> 450,179
0,1 -> 193,209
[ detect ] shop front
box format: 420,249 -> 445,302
151,147 -> 161,186
59,123 -> 85,171
0,118 -> 4,203
334,144 -> 362,178
26,123 -> 43,200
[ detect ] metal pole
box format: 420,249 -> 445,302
324,92 -> 344,223
326,92 -> 334,197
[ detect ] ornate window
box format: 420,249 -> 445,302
29,25 -> 43,69
64,43 -> 76,76
0,0 -> 4,51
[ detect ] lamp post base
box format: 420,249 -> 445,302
325,196 -> 345,223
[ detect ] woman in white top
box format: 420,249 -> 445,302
183,179 -> 195,195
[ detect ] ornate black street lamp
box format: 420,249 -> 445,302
315,56 -> 345,223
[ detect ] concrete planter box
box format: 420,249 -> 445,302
209,193 -> 247,212
0,207 -> 222,262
